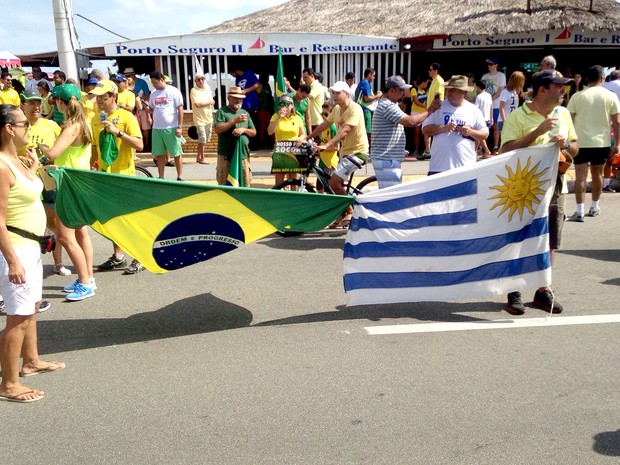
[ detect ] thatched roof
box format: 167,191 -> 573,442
199,0 -> 620,38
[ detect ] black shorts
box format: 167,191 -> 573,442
573,147 -> 610,166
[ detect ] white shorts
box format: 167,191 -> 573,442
196,123 -> 213,144
0,247 -> 43,316
333,153 -> 368,181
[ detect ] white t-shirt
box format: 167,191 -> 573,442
422,100 -> 489,173
602,80 -> 620,101
149,85 -> 184,129
475,91 -> 493,122
481,71 -> 506,109
498,89 -> 519,122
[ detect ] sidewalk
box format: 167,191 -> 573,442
137,150 -> 599,191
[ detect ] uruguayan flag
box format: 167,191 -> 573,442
344,143 -> 560,306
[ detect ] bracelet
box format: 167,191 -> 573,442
117,130 -> 125,138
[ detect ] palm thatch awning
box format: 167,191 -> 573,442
199,0 -> 620,38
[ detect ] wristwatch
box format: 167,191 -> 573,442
117,130 -> 125,138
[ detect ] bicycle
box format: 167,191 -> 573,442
271,142 -> 378,235
272,142 -> 377,195
135,164 -> 153,178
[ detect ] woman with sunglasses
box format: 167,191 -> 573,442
0,104 -> 65,403
268,95 -> 305,188
39,85 -> 95,301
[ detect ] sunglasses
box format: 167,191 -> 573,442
278,102 -> 292,107
11,120 -> 31,129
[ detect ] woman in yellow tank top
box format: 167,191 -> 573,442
39,84 -> 96,301
0,104 -> 65,403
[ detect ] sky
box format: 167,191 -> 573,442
1,0 -> 289,57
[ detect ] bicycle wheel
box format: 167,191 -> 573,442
352,175 -> 378,195
271,179 -> 315,236
135,165 -> 153,178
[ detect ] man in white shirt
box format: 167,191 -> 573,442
422,75 -> 489,175
148,71 -> 185,180
481,57 -> 506,153
474,80 -> 493,157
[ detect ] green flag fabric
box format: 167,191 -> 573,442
226,138 -> 244,187
50,169 -> 354,274
274,48 -> 286,111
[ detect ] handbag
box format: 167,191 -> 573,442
6,225 -> 56,254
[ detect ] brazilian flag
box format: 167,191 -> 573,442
50,169 -> 353,273
226,139 -> 244,187
274,48 -> 286,111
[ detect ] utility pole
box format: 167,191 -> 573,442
52,0 -> 78,80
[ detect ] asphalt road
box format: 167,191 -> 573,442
2,178 -> 620,465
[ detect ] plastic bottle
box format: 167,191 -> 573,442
99,111 -> 107,122
549,107 -> 560,136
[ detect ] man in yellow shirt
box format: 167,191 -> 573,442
115,74 -> 136,113
302,81 -> 369,228
500,70 -> 579,316
89,79 -> 145,275
0,72 -> 20,105
302,68 -> 325,132
190,73 -> 215,164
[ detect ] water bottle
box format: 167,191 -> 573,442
549,107 -> 560,136
99,111 -> 107,122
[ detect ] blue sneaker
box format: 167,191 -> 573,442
65,282 -> 95,301
63,278 -> 96,293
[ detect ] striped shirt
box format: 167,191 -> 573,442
370,98 -> 407,161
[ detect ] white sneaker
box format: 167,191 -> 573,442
587,207 -> 600,217
54,264 -> 71,276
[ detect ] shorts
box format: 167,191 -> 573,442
497,121 -> 504,132
0,247 -> 43,316
152,128 -> 183,157
196,123 -> 213,144
363,109 -> 373,134
573,147 -> 610,166
371,158 -> 402,189
549,194 -> 565,250
333,153 -> 368,181
492,108 -> 500,124
216,155 -> 252,187
42,189 -> 56,204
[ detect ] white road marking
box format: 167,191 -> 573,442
365,314 -> 620,335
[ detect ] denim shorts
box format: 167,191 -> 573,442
371,159 -> 402,189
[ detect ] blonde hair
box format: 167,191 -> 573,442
507,71 -> 525,93
61,97 -> 92,145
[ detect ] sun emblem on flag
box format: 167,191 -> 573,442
488,157 -> 550,221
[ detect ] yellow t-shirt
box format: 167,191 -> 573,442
319,124 -> 339,169
19,119 -> 61,156
81,92 -> 98,124
190,86 -> 214,125
0,88 -> 20,105
427,76 -> 445,108
410,88 -> 427,113
567,86 -> 620,147
308,80 -> 325,126
91,107 -> 142,175
270,113 -> 303,142
328,102 -> 368,157
117,89 -> 136,112
501,104 -> 577,148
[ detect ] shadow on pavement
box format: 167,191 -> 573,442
254,300 -> 503,327
593,429 -> 620,456
259,231 -> 348,251
559,249 -> 620,263
36,293 -> 253,355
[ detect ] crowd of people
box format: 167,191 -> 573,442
0,54 -> 619,401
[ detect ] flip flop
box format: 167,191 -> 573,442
196,160 -> 209,165
328,217 -> 343,229
0,389 -> 44,403
20,361 -> 66,378
339,215 -> 353,229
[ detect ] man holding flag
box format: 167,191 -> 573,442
214,87 -> 256,187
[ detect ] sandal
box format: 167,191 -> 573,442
328,216 -> 344,229
339,215 -> 352,229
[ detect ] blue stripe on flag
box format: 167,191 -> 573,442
361,179 -> 477,214
345,217 -> 548,258
344,253 -> 551,291
350,209 -> 477,232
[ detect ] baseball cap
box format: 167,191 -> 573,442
114,73 -> 127,82
330,81 -> 351,93
20,89 -> 43,101
532,70 -> 572,94
86,77 -> 99,85
486,57 -> 499,65
385,75 -> 412,90
89,79 -> 118,95
53,84 -> 82,102
279,95 -> 293,105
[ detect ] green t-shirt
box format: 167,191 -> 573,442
214,106 -> 255,160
